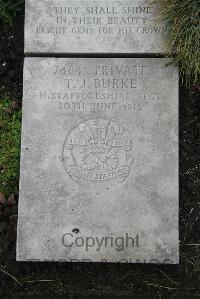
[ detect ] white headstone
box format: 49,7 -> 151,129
25,0 -> 168,54
17,57 -> 179,263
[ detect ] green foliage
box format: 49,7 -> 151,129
0,98 -> 21,197
0,0 -> 24,24
153,0 -> 200,83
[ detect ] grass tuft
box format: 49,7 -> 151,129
153,0 -> 200,84
0,0 -> 24,24
0,98 -> 21,197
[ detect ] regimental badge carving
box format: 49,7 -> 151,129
62,119 -> 133,183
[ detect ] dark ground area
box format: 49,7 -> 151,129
0,10 -> 200,299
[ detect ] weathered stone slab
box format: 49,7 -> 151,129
25,0 -> 168,53
17,58 -> 179,263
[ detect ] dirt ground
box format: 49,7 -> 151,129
0,11 -> 200,298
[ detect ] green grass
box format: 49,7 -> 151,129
0,0 -> 24,24
153,0 -> 200,84
0,98 -> 21,198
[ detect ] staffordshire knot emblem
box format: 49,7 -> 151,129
62,119 -> 132,183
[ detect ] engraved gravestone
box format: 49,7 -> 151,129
17,58 -> 179,263
25,0 -> 168,53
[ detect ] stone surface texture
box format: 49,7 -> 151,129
17,58 -> 179,263
25,0 -> 168,53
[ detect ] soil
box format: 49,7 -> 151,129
0,10 -> 200,299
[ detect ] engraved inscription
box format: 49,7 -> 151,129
25,0 -> 168,53
63,119 -> 133,182
35,2 -> 167,37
